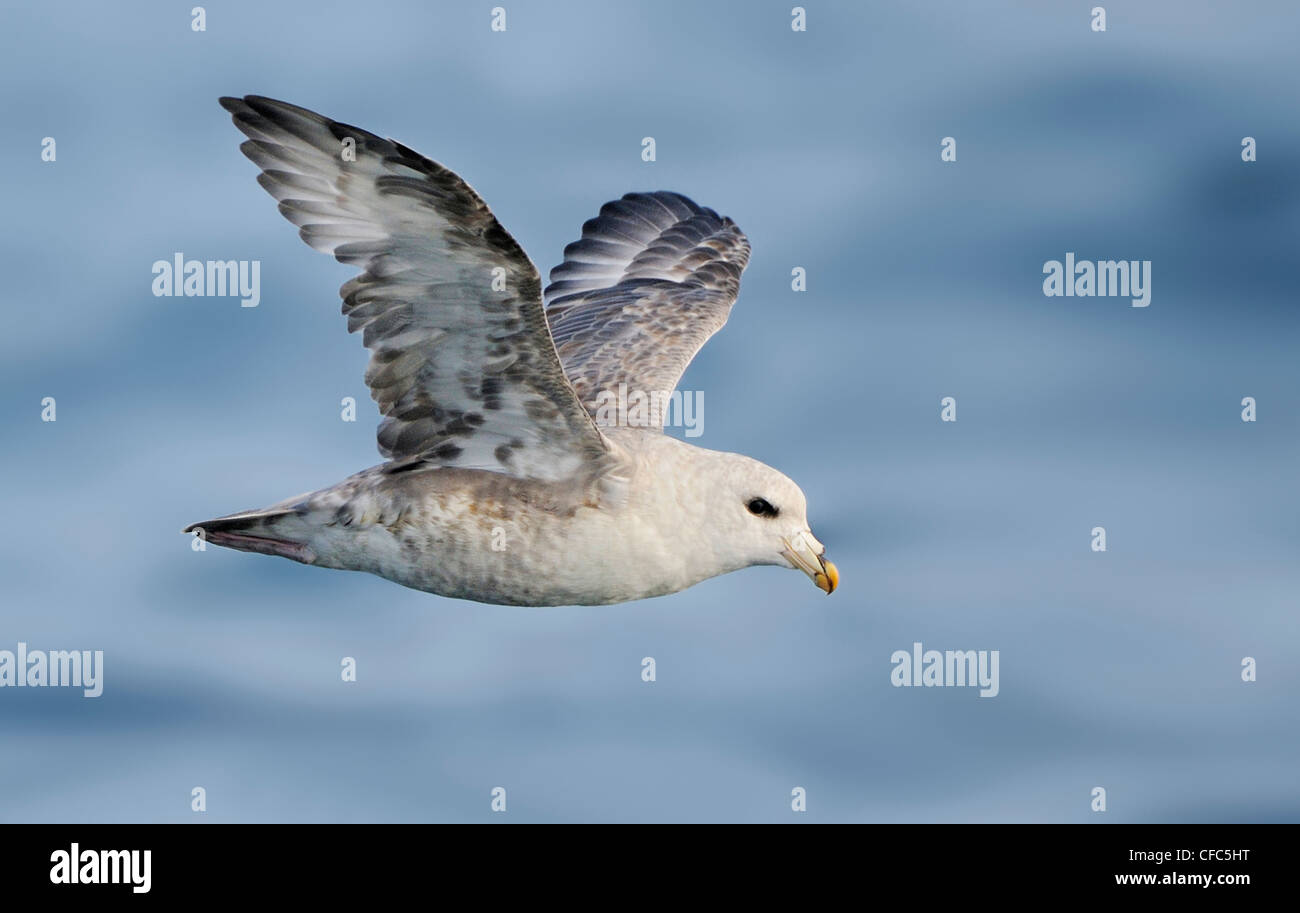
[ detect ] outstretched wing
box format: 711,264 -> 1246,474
543,191 -> 750,431
219,95 -> 608,481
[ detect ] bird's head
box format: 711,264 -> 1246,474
703,452 -> 838,595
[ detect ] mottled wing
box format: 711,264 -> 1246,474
543,192 -> 751,430
219,95 -> 608,480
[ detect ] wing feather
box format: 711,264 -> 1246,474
219,95 -> 608,481
543,191 -> 750,431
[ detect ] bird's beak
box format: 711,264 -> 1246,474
782,530 -> 839,595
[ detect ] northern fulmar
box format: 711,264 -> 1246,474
185,96 -> 838,606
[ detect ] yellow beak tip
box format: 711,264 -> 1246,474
815,559 -> 839,595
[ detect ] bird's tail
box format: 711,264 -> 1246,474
183,505 -> 317,564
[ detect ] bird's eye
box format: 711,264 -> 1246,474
746,497 -> 779,518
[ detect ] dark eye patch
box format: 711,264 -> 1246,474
746,497 -> 779,518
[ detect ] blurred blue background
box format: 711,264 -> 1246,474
1,0 -> 1296,822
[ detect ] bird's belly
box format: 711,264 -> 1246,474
307,493 -> 680,607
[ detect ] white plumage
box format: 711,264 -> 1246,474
185,96 -> 837,606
